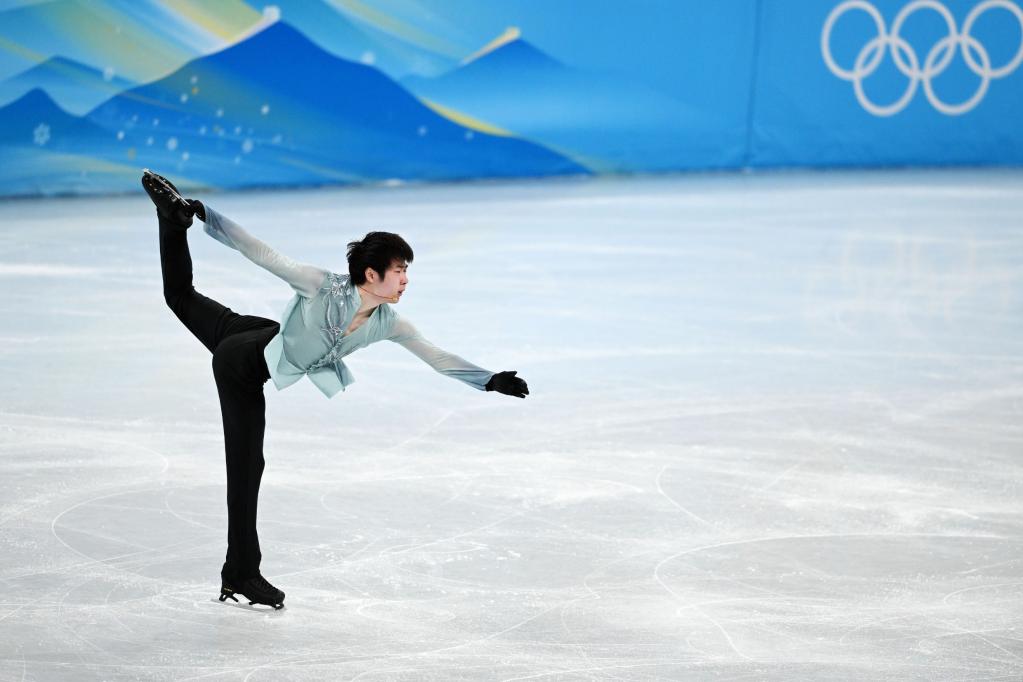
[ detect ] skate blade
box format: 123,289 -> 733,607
220,586 -> 284,610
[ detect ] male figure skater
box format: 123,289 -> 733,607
143,170 -> 528,610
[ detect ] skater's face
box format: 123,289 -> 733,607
364,259 -> 408,302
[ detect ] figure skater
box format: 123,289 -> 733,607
142,170 -> 529,610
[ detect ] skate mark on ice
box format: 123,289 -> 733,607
498,660 -> 705,682
941,582 -> 1023,606
655,464 -> 716,528
751,458 -> 807,493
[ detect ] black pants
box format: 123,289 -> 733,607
158,212 -> 279,582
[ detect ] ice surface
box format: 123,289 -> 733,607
0,170 -> 1021,680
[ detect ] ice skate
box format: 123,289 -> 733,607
219,573 -> 286,610
141,169 -> 203,227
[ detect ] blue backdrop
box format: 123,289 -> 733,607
753,0 -> 1023,166
0,0 -> 1019,196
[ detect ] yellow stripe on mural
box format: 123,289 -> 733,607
161,0 -> 263,42
417,97 -> 604,173
275,155 -> 371,184
0,35 -> 46,67
417,98 -> 514,137
5,147 -> 174,181
324,0 -> 466,59
461,27 -> 520,66
69,3 -> 192,81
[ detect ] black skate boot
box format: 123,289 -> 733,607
141,169 -> 204,227
219,572 -> 286,610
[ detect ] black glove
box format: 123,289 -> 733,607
485,370 -> 529,398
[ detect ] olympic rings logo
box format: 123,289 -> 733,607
821,0 -> 1023,115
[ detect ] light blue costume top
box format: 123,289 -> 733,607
201,205 -> 495,398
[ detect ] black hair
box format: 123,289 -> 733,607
346,231 -> 414,285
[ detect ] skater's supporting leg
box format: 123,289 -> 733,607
212,328 -> 277,581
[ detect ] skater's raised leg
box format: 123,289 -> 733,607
157,215 -> 244,354
146,170 -> 242,353
147,170 -> 272,353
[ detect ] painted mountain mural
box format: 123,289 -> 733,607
235,0 -> 459,80
0,89 -> 117,152
0,0 -> 1015,197
401,32 -> 738,173
0,88 -> 134,196
0,0 -> 209,87
0,20 -> 588,197
0,56 -> 137,115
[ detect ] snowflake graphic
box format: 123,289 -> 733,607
33,123 -> 49,146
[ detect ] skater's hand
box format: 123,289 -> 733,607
485,371 -> 529,398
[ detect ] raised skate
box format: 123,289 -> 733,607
141,169 -> 204,226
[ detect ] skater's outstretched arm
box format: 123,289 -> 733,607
388,317 -> 496,392
202,206 -> 327,299
389,317 -> 529,397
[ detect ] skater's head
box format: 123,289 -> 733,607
347,231 -> 413,302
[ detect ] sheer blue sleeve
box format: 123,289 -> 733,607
202,204 -> 327,299
388,316 -> 494,391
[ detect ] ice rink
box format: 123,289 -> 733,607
1,169 -> 1021,680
